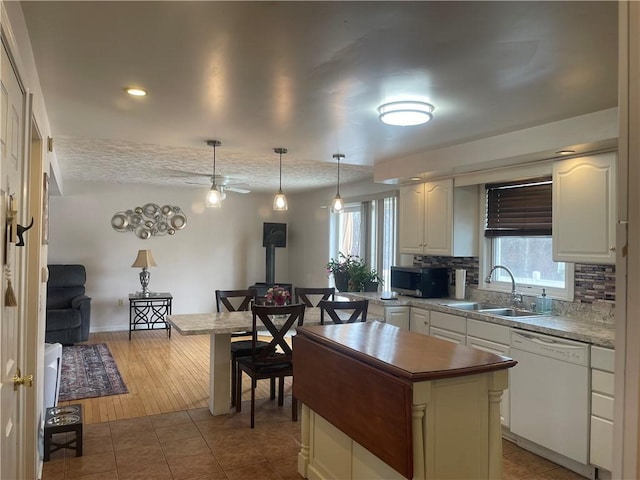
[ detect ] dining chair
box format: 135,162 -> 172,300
319,299 -> 369,324
294,287 -> 335,307
236,303 -> 306,428
215,288 -> 270,407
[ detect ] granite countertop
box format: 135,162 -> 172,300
339,292 -> 615,348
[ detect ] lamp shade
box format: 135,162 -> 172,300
131,249 -> 157,268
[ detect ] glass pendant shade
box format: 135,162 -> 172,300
331,193 -> 344,213
273,147 -> 288,211
273,189 -> 288,210
206,185 -> 223,208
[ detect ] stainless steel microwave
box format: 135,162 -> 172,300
390,266 -> 449,298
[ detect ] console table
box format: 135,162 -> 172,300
129,292 -> 172,340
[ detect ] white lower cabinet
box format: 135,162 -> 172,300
385,306 -> 410,330
466,319 -> 511,428
429,311 -> 466,344
368,303 -> 410,330
590,346 -> 615,472
409,307 -> 430,335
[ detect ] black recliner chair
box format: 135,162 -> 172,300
46,264 -> 91,344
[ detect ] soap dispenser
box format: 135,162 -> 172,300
535,288 -> 552,314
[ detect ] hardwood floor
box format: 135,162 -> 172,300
59,330 -> 286,424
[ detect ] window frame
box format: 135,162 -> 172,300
478,184 -> 574,301
329,191 -> 399,289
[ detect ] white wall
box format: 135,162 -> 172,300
47,178 -> 398,333
48,181 -> 291,332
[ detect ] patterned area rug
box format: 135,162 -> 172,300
59,344 -> 128,401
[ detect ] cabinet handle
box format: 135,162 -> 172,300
609,246 -> 616,252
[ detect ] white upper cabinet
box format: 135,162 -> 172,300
553,153 -> 617,264
399,179 -> 477,256
399,183 -> 425,254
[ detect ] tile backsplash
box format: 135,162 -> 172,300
413,255 -> 616,307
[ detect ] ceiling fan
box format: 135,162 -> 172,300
184,175 -> 251,195
167,140 -> 251,197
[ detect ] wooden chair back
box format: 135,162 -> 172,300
251,304 -> 306,363
319,299 -> 369,324
294,287 -> 335,307
215,289 -> 256,312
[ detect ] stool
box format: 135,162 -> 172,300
43,404 -> 83,461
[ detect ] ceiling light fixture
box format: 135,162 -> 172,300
331,153 -> 345,213
125,88 -> 147,96
273,148 -> 288,211
377,101 -> 434,126
556,149 -> 576,155
206,140 -> 223,208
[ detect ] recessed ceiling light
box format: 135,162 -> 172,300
378,101 -> 434,126
410,177 -> 422,181
555,149 -> 576,155
125,88 -> 147,97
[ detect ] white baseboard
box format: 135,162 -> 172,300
89,325 -> 129,334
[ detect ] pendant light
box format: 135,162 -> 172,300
273,147 -> 288,211
206,140 -> 223,208
331,153 -> 345,213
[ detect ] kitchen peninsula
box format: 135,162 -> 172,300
293,321 -> 517,480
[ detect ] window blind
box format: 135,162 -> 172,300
485,176 -> 552,237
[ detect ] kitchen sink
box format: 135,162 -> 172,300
478,307 -> 543,317
444,301 -> 503,311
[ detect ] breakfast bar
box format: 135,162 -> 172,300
293,321 -> 517,480
167,308 -> 337,415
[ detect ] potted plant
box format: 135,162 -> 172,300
363,268 -> 383,292
326,252 -> 359,292
348,262 -> 383,292
327,253 -> 384,292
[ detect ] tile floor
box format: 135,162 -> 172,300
42,397 -> 588,480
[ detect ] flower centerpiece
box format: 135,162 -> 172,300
266,285 -> 290,306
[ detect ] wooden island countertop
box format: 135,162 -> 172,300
293,321 -> 517,480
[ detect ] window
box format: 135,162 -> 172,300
330,193 -> 398,288
483,178 -> 573,299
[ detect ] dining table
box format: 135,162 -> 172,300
167,307 -> 340,415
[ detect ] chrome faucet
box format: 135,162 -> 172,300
485,265 -> 523,307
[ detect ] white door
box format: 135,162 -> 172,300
1,38 -> 27,480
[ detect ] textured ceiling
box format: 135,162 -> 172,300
19,1 -> 618,194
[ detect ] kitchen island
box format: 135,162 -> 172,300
293,321 -> 517,480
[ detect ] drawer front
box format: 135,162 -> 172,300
592,369 -> 615,396
430,311 -> 466,334
429,326 -> 465,345
591,346 -> 615,373
591,392 -> 614,421
590,416 -> 613,471
466,319 -> 510,345
466,336 -> 510,356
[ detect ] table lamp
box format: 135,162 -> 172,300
131,249 -> 157,297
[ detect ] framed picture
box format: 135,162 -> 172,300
42,172 -> 49,245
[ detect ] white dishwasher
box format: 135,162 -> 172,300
510,329 -> 590,465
